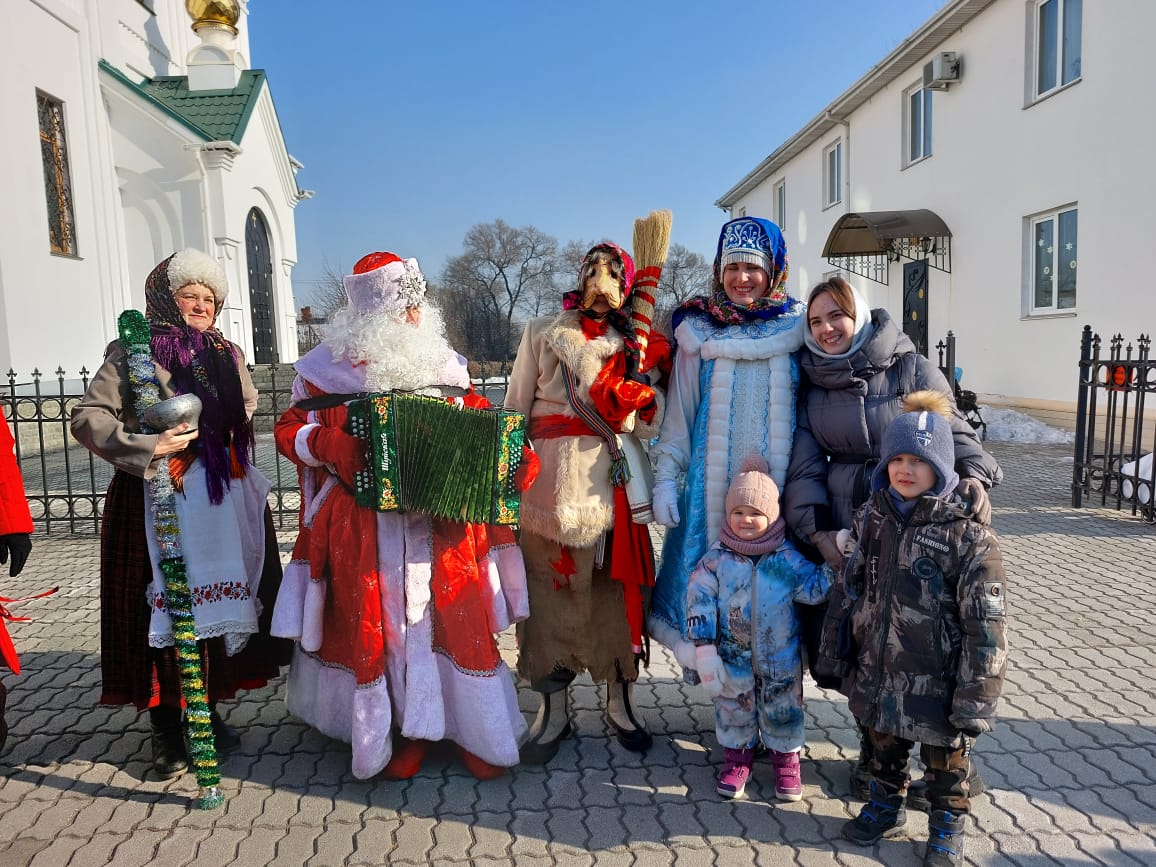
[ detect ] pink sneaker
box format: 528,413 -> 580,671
717,747 -> 754,799
770,749 -> 803,801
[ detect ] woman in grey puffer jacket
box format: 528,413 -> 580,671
781,276 -> 1002,802
783,278 -> 1002,555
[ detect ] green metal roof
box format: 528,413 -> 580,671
99,60 -> 265,144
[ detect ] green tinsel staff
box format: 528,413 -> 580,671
119,309 -> 223,810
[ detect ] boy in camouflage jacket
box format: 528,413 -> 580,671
817,391 -> 1007,867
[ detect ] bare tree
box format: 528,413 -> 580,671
557,239 -> 594,278
654,243 -> 712,311
440,220 -> 560,362
296,261 -> 349,354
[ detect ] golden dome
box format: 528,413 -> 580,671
185,0 -> 241,29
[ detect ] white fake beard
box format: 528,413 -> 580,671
324,303 -> 455,393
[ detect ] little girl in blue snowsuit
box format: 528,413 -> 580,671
686,455 -> 832,801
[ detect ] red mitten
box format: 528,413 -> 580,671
308,426 -> 366,486
515,444 -> 540,492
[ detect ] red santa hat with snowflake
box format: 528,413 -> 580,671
342,251 -> 428,316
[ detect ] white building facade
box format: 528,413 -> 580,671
717,0 -> 1153,425
0,0 -> 308,379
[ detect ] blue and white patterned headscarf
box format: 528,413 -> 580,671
673,216 -> 794,331
716,217 -> 787,279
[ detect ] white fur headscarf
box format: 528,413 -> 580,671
165,248 -> 229,305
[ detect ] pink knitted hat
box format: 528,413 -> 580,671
725,455 -> 781,521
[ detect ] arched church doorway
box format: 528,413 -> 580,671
245,207 -> 277,364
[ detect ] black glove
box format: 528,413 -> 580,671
0,533 -> 32,577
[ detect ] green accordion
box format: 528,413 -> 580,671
347,392 -> 527,526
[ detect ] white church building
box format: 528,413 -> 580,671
0,0 -> 308,378
717,0 -> 1153,428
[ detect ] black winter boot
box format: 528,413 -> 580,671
924,809 -> 967,866
907,763 -> 985,812
842,780 -> 907,845
149,705 -> 188,779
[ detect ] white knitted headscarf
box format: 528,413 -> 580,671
803,281 -> 874,359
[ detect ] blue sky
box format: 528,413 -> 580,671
247,1 -> 946,307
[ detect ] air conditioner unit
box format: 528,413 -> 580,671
923,51 -> 960,90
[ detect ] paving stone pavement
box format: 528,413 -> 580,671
1,441 -> 1154,866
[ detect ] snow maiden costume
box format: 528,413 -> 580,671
271,252 -> 531,780
71,250 -> 289,786
504,242 -> 670,764
649,217 -> 806,676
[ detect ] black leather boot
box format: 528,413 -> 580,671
149,705 -> 188,779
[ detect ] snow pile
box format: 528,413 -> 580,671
1121,453 -> 1154,505
980,407 -> 1075,445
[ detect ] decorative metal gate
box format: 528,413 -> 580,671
1072,327 -> 1155,522
902,259 -> 929,357
246,208 -> 278,364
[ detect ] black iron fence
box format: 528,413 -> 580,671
1072,328 -> 1155,523
935,331 -> 986,438
5,365 -> 511,535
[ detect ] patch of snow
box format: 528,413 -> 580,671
1121,453 -> 1154,504
980,407 -> 1075,445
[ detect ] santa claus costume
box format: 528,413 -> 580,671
271,252 -> 530,780
1,417 -> 36,752
504,242 -> 670,764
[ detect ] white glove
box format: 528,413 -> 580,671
652,479 -> 680,527
694,644 -> 727,698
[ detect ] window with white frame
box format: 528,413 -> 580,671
1033,0 -> 1081,98
773,179 -> 786,230
904,83 -> 933,165
1029,206 -> 1077,313
823,140 -> 842,208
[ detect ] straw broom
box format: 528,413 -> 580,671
629,209 -> 672,369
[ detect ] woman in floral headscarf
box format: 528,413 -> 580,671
648,217 -> 808,678
72,249 -> 289,780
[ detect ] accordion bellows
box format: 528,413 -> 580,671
348,392 -> 527,525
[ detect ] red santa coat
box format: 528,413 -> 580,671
1,419 -> 34,673
0,419 -> 32,538
270,345 -> 529,779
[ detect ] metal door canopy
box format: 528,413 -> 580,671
822,209 -> 952,284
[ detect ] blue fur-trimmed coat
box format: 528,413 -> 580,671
648,305 -> 806,675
